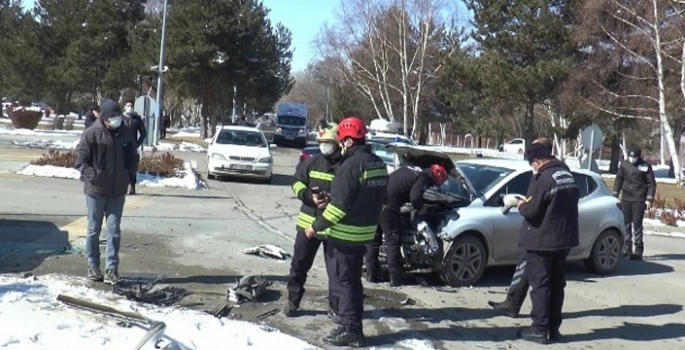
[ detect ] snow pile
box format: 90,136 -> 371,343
0,274 -> 319,350
18,165 -> 81,179
12,139 -> 80,150
17,162 -> 207,190
138,162 -> 207,190
144,141 -> 206,153
169,127 -> 201,138
0,125 -> 81,136
13,106 -> 43,112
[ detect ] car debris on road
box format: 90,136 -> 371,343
243,244 -> 292,260
227,275 -> 273,303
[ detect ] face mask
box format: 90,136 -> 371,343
106,116 -> 123,129
628,156 -> 638,164
319,143 -> 336,156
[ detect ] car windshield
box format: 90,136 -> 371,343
457,163 -> 515,195
216,130 -> 266,147
370,143 -> 395,165
277,115 -> 306,126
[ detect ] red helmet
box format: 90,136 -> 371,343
337,116 -> 367,141
430,164 -> 448,186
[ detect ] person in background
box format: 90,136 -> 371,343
613,146 -> 656,260
75,98 -> 136,285
123,100 -> 147,195
84,105 -> 100,129
161,112 -> 171,139
515,142 -> 579,344
283,122 -> 342,321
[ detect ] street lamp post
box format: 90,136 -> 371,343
153,0 -> 169,145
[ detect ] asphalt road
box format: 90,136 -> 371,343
1,132 -> 685,349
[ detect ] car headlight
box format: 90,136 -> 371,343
211,153 -> 227,161
258,156 -> 272,164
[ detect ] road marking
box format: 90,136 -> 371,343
58,194 -> 154,244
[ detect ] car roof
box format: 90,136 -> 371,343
457,158 -> 603,179
218,125 -> 261,132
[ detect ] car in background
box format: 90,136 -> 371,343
368,131 -> 416,146
297,140 -> 396,173
433,157 -> 625,285
499,138 -> 525,154
207,125 -> 273,183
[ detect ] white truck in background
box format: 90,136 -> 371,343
274,102 -> 308,148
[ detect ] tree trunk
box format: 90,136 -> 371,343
609,136 -> 621,174
201,85 -> 210,139
524,98 -> 536,150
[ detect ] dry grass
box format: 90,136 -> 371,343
602,177 -> 684,205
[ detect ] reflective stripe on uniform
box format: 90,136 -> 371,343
328,222 -> 376,242
360,168 -> 388,181
292,181 -> 307,196
310,170 -> 335,181
322,204 -> 345,223
295,211 -> 328,236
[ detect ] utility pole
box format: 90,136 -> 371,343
325,86 -> 330,122
231,85 -> 237,123
153,0 -> 169,145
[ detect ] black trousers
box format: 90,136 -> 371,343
364,209 -> 402,273
160,127 -> 167,139
622,200 -> 646,247
129,173 -> 137,188
327,240 -> 366,330
286,228 -> 329,308
527,249 -> 570,333
506,253 -> 529,310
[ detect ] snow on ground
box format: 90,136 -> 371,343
17,162 -> 207,190
12,139 -> 80,150
0,124 -> 82,136
144,141 -> 206,153
168,127 -> 202,139
0,274 -> 319,350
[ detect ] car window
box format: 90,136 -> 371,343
216,130 -> 267,147
510,139 -> 523,144
277,115 -> 306,126
572,173 -> 597,198
486,171 -> 532,206
438,175 -> 470,199
457,163 -> 516,195
371,144 -> 395,165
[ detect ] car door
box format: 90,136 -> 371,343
570,172 -> 600,256
487,171 -> 532,262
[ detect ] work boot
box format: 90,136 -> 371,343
622,243 -> 632,258
388,271 -> 406,287
128,184 -> 136,195
487,299 -> 520,318
323,325 -> 365,347
517,326 -> 549,344
88,266 -> 103,282
327,308 -> 341,324
548,329 -> 562,342
630,244 -> 643,261
282,300 -> 298,317
365,263 -> 380,283
104,269 -> 120,285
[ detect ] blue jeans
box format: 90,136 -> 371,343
85,194 -> 125,270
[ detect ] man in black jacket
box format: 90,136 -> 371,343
84,105 -> 100,129
283,122 -> 342,320
364,163 -> 448,286
488,137 -> 567,318
123,100 -> 147,195
515,142 -> 580,344
306,116 -> 388,347
613,147 -> 656,260
75,98 -> 136,285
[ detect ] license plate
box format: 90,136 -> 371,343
230,164 -> 252,170
285,136 -> 294,140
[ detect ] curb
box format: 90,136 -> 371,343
644,229 -> 685,239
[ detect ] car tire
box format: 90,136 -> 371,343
584,229 -> 622,275
207,167 -> 216,180
440,234 -> 487,287
262,175 -> 272,184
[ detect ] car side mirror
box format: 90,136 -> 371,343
502,194 -> 524,215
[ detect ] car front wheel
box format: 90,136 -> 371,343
584,229 -> 622,275
440,234 -> 487,287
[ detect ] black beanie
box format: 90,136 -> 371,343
629,147 -> 641,158
525,142 -> 553,163
99,98 -> 122,120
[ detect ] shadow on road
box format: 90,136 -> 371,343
210,173 -> 292,187
0,219 -> 68,273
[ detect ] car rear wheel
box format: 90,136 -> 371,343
440,234 -> 487,287
584,229 -> 622,275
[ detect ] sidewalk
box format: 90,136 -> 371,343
644,219 -> 685,239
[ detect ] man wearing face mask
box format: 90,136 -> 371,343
283,121 -> 342,319
613,147 -> 656,260
305,116 -> 388,347
515,142 -> 579,344
75,98 -> 136,285
123,100 -> 147,195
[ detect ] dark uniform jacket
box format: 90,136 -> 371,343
124,112 -> 147,147
613,158 -> 656,202
385,166 -> 434,211
312,144 -> 389,244
292,153 -> 341,238
84,110 -> 97,129
75,117 -> 136,198
518,159 -> 580,251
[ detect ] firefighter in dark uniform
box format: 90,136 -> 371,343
613,146 -> 656,260
488,137 -> 569,318
515,142 -> 579,344
305,116 -> 388,347
364,163 -> 448,286
283,122 -> 342,318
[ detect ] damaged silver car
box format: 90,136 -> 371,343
381,144 -> 626,287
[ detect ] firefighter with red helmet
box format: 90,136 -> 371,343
305,116 -> 388,347
364,163 -> 448,286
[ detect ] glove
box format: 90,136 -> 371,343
503,194 -> 521,207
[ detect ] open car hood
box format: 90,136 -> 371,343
382,144 -> 477,201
